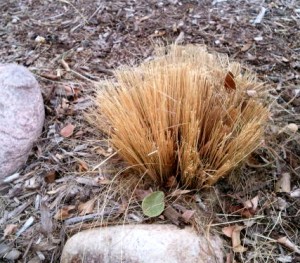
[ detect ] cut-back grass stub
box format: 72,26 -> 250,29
88,45 -> 269,189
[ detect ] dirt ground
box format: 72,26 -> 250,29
0,0 -> 300,262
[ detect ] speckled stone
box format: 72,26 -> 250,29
61,224 -> 224,263
0,64 -> 44,180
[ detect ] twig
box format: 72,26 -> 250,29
210,215 -> 265,226
253,7 -> 267,24
88,3 -> 105,22
64,207 -> 120,225
22,238 -> 34,260
92,151 -> 119,171
58,0 -> 88,24
3,173 -> 20,183
2,200 -> 32,223
70,69 -> 98,83
16,216 -> 35,237
95,67 -> 114,76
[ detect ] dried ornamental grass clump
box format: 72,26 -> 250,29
88,45 -> 269,189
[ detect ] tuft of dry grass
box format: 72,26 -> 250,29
87,45 -> 269,189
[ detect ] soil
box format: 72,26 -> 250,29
0,0 -> 299,262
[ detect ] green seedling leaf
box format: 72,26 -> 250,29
142,191 -> 165,218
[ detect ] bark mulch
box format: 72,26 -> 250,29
0,0 -> 299,262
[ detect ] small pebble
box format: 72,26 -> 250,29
4,249 -> 21,260
254,36 -> 263,41
286,123 -> 298,133
35,36 -> 46,44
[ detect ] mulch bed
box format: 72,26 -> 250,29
0,0 -> 299,262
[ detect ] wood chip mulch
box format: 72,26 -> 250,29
0,0 -> 299,262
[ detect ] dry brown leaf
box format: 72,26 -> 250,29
240,209 -> 254,218
62,85 -> 74,97
181,210 -> 195,223
232,225 -> 246,252
277,236 -> 300,254
44,171 -> 57,183
233,245 -> 247,253
60,123 -> 75,138
224,71 -> 236,92
62,86 -> 81,100
241,42 -> 252,52
3,224 -> 18,238
163,206 -> 182,226
78,199 -> 95,215
74,130 -> 84,138
77,160 -> 89,172
61,59 -> 70,71
227,196 -> 258,218
54,205 -> 76,221
244,195 -> 259,211
222,225 -> 247,252
222,225 -> 235,238
73,87 -> 81,99
276,173 -> 291,193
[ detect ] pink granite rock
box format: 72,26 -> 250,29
61,224 -> 224,263
0,64 -> 44,181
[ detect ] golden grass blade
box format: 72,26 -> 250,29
87,45 -> 269,189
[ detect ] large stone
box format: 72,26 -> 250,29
61,224 -> 224,263
0,64 -> 44,181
